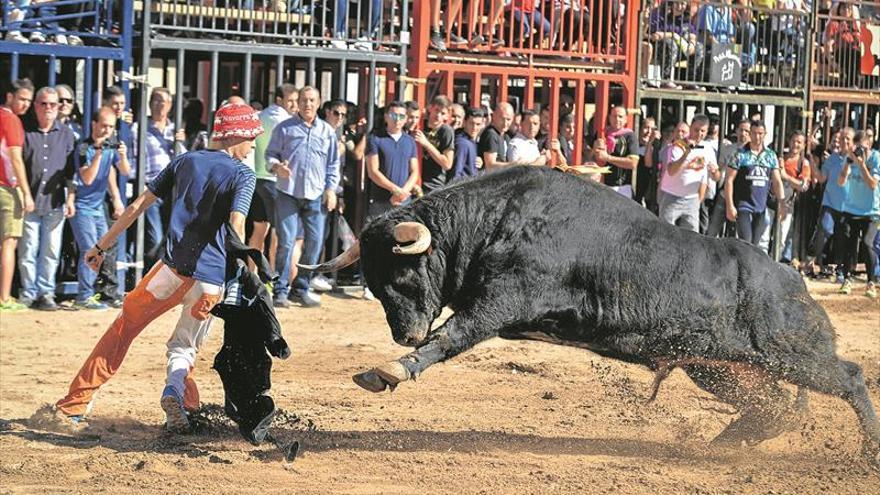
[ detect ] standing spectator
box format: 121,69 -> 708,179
725,121 -> 785,246
450,103 -> 465,130
707,120 -> 751,237
479,102 -> 516,170
776,131 -> 811,263
658,114 -> 716,232
413,95 -> 455,194
557,112 -> 577,165
18,87 -> 76,311
807,129 -> 850,279
508,109 -> 550,166
265,86 -> 340,308
71,108 -> 129,310
834,131 -> 879,297
366,101 -> 420,217
592,106 -> 639,198
53,103 -> 261,431
635,117 -> 659,212
102,86 -> 134,151
451,107 -> 487,180
55,84 -> 82,141
249,84 -> 297,269
0,78 -> 35,312
404,101 -> 421,133
138,87 -> 186,270
182,98 -> 208,151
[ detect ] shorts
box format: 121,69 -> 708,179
0,185 -> 24,240
248,179 -> 277,224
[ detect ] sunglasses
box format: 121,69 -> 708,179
59,98 -> 73,104
389,113 -> 407,121
332,110 -> 347,118
38,101 -> 59,108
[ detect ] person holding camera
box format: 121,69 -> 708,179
70,107 -> 129,310
18,86 -> 76,311
834,130 -> 880,298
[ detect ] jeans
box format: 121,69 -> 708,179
736,209 -> 768,246
144,197 -> 166,270
834,213 -> 878,283
274,193 -> 327,299
511,9 -> 552,46
658,191 -> 700,232
70,210 -> 109,302
808,206 -> 840,265
335,0 -> 381,38
17,208 -> 65,300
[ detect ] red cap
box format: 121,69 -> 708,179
211,103 -> 263,140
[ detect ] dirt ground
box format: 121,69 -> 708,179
1,279 -> 878,494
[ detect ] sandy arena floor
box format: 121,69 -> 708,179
0,279 -> 878,494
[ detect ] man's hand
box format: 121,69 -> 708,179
122,110 -> 133,125
274,160 -> 292,178
323,189 -> 337,211
84,246 -> 105,272
412,129 -> 429,147
117,141 -> 127,160
64,198 -> 76,219
776,203 -> 787,219
112,199 -> 125,219
726,205 -> 738,222
174,129 -> 186,143
22,192 -> 34,214
390,188 -> 408,206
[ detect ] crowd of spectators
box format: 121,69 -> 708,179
1,75 -> 878,315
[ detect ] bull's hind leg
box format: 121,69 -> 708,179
787,358 -> 880,459
682,363 -> 801,446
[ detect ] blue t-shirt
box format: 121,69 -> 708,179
451,130 -> 479,181
841,150 -> 880,217
75,142 -> 118,215
731,145 -> 778,214
820,153 -> 848,212
366,130 -> 417,202
147,150 -> 256,286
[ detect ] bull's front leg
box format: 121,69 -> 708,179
353,311 -> 497,393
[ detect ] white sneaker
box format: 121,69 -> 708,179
298,290 -> 322,307
353,36 -> 372,51
329,38 -> 348,50
67,34 -> 83,46
5,31 -> 28,43
363,287 -> 376,301
54,33 -> 68,44
29,31 -> 46,43
309,274 -> 333,292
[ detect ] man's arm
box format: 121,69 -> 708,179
725,167 -> 738,221
837,158 -> 851,187
9,146 -> 33,213
229,211 -> 247,243
366,153 -> 400,194
85,191 -> 158,270
107,166 -> 125,219
770,168 -> 785,215
79,147 -> 104,186
403,156 -> 420,193
664,144 -> 688,176
415,129 -> 454,170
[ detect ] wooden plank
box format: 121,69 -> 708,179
133,1 -> 309,24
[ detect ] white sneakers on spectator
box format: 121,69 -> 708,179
363,287 -> 376,301
6,31 -> 28,43
330,38 -> 348,50
309,274 -> 333,292
299,290 -> 322,307
353,36 -> 373,51
29,31 -> 46,43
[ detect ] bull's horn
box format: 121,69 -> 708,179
392,222 -> 432,255
298,242 -> 360,272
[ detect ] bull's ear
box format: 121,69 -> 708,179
392,222 -> 432,255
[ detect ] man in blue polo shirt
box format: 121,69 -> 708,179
835,129 -> 880,297
451,107 -> 487,181
71,107 -> 129,310
366,101 -> 420,218
54,103 -> 261,433
724,121 -> 785,246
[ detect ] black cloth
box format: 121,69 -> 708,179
211,228 -> 290,444
478,124 -> 508,165
23,120 -> 76,213
421,124 -> 455,194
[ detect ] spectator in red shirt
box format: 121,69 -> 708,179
0,78 -> 35,312
823,1 -> 862,88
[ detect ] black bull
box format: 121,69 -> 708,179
304,166 -> 880,454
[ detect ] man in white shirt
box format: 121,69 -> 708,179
507,109 -> 549,166
658,114 -> 718,232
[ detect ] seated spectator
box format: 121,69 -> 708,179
5,0 -> 66,44
18,86 -> 75,311
71,108 -> 129,310
648,0 -> 705,88
697,0 -> 755,83
508,0 -> 552,49
552,0 -> 590,52
446,0 -> 486,49
823,0 -> 862,88
331,0 -> 382,50
835,130 -> 880,298
725,121 -> 784,246
451,107 -> 487,180
658,114 -> 716,232
508,109 -> 550,166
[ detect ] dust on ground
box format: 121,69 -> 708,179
1,279 -> 878,494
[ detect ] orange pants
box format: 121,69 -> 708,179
56,262 -> 222,417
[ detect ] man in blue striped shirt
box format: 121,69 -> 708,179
265,86 -> 340,308
54,103 -> 262,433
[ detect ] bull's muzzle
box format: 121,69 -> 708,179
393,322 -> 430,347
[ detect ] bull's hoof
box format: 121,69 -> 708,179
711,409 -> 797,447
373,361 -> 410,388
352,370 -> 389,393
